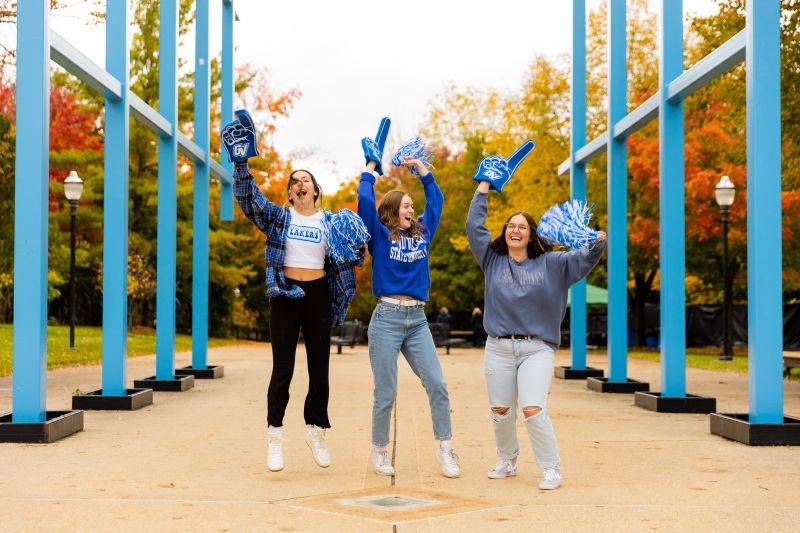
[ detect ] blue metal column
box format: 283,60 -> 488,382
569,0 -> 588,370
192,0 -> 211,369
607,0 -> 628,382
220,0 -> 235,222
156,0 -> 179,381
658,0 -> 686,397
11,0 -> 50,422
746,0 -> 782,423
101,0 -> 130,396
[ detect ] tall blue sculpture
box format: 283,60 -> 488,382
559,0 -> 798,445
0,0 -> 237,442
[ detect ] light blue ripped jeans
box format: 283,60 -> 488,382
368,302 -> 453,446
484,336 -> 560,469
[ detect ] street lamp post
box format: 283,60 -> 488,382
232,286 -> 241,339
64,171 -> 84,349
715,175 -> 735,361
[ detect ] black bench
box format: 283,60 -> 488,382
332,320 -> 360,354
784,355 -> 800,378
429,323 -> 467,354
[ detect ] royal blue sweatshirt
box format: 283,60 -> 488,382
357,171 -> 444,301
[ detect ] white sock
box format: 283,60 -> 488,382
268,425 -> 282,437
373,444 -> 388,453
439,439 -> 453,452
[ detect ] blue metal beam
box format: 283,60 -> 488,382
220,0 -> 235,221
558,30 -> 747,177
659,0 -> 686,398
176,131 -> 206,162
667,30 -> 746,103
192,0 -> 211,370
559,132 -> 609,175
50,30 -> 122,101
12,0 -> 50,423
49,28 -> 233,188
101,0 -> 130,396
607,0 -> 628,383
613,93 -> 658,140
746,0 -> 783,423
209,159 -> 232,186
129,92 -> 172,138
155,0 -> 179,381
570,0 -> 588,370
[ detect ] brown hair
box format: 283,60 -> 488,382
489,211 -> 552,259
287,169 -> 322,205
378,190 -> 425,241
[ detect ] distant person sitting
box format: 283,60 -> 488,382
471,307 -> 485,347
436,307 -> 453,332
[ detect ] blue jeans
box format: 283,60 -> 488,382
367,302 -> 453,446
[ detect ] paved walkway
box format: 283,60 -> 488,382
1,344 -> 799,531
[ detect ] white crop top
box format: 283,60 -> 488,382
284,208 -> 328,269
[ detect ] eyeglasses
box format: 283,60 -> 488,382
506,224 -> 529,232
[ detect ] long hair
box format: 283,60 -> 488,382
286,169 -> 322,206
378,190 -> 425,241
489,211 -> 552,259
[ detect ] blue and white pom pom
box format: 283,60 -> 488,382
391,137 -> 433,176
328,208 -> 370,263
536,199 -> 600,250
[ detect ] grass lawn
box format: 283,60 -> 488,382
596,346 -> 799,379
626,347 -> 749,373
0,324 -> 239,377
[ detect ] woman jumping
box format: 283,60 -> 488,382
357,132 -> 460,479
223,110 -> 367,473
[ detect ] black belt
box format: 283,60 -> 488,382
497,334 -> 536,341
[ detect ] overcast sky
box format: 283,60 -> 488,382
2,0 -> 719,190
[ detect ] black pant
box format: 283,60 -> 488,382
268,277 -> 332,429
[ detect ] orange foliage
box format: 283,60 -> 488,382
48,85 -> 102,152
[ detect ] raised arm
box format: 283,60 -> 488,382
419,171 -> 444,238
233,161 -> 283,234
466,181 -> 493,270
555,234 -> 608,286
396,156 -> 444,238
357,161 -> 381,254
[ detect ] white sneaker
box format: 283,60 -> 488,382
487,458 -> 517,479
372,448 -> 395,476
435,447 -> 461,478
538,467 -> 562,490
267,426 -> 285,472
305,425 -> 331,468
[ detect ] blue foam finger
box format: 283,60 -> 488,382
363,117 -> 390,175
234,109 -> 256,131
375,117 -> 391,155
507,140 -> 535,175
472,156 -> 512,192
361,137 -> 384,175
221,117 -> 258,162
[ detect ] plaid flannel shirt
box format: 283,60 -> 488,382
233,162 -> 361,326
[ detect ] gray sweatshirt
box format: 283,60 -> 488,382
466,191 -> 607,347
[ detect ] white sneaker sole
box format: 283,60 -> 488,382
373,467 -> 395,476
538,480 -> 562,490
268,462 -> 284,472
488,469 -> 517,479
